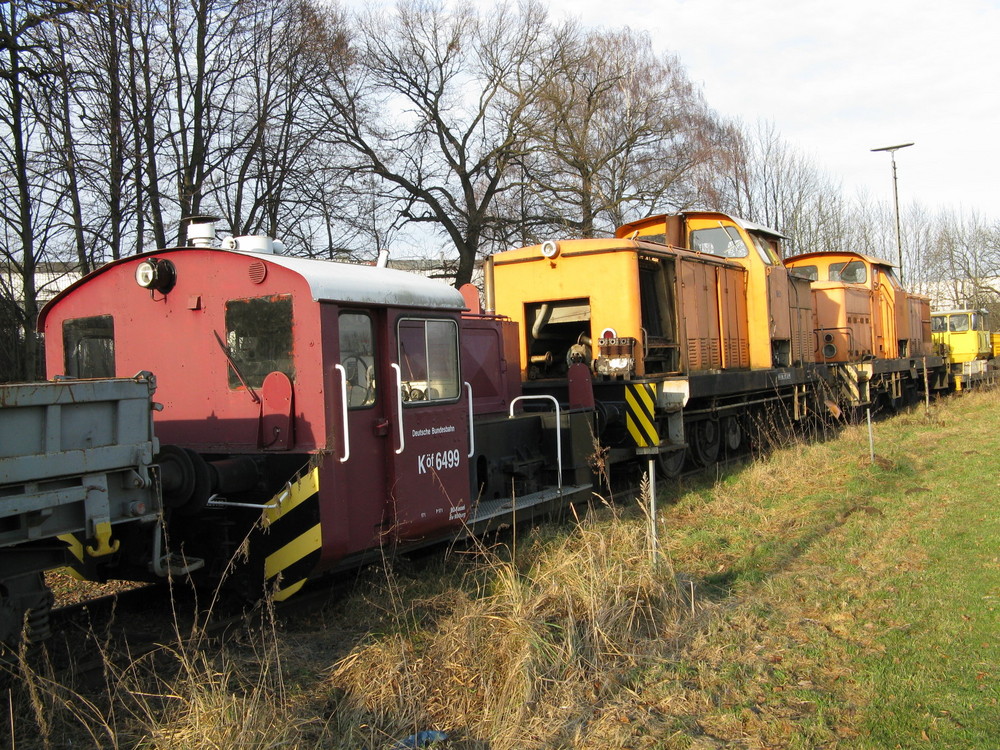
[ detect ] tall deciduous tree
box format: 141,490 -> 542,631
517,27 -> 720,239
316,0 -> 560,286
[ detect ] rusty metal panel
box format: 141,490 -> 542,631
717,265 -> 749,368
788,275 -> 816,365
907,294 -> 933,356
680,259 -> 722,371
767,266 -> 793,340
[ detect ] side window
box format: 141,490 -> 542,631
931,316 -> 947,333
225,295 -> 294,389
339,312 -> 376,408
750,233 -> 779,265
398,318 -> 460,403
790,265 -> 818,281
63,315 -> 115,378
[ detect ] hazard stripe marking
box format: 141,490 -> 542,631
625,384 -> 658,448
263,467 -> 320,526
265,523 -> 322,580
259,465 -> 323,602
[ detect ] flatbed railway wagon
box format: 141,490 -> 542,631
0,374 -> 162,650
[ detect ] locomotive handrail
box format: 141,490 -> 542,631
391,363 -> 405,455
464,381 -> 474,458
334,364 -> 351,463
508,395 -> 562,491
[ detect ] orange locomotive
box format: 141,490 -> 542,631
783,250 -> 940,408
485,210 -> 821,476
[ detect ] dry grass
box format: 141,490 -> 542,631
328,502 -> 685,748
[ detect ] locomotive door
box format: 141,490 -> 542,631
386,315 -> 470,542
332,309 -> 390,553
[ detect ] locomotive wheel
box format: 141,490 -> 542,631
691,419 -> 721,467
723,416 -> 742,453
657,448 -> 686,478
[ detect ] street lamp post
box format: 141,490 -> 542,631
871,142 -> 914,284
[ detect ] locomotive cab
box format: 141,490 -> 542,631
617,211 -> 814,369
784,251 -> 931,362
931,309 -> 993,391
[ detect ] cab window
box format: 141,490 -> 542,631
398,318 -> 459,403
224,295 -> 294,388
949,314 -> 970,332
829,260 -> 867,284
690,226 -> 748,258
339,312 -> 376,408
790,265 -> 818,281
931,316 -> 947,333
63,315 -> 115,378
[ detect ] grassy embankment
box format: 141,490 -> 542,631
7,389 -> 999,748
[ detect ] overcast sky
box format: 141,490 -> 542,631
528,0 -> 1000,221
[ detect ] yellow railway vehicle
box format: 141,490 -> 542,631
931,309 -> 994,390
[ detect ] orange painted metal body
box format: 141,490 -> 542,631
784,251 -> 932,363
616,211 -> 814,370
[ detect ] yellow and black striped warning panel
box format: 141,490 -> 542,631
834,363 -> 871,406
262,466 -> 323,602
625,383 -> 659,449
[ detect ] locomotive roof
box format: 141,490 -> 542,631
38,245 -> 466,326
616,211 -> 789,241
785,250 -> 896,267
244,250 -> 466,308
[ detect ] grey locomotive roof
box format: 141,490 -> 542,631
237,250 -> 466,310
731,216 -> 789,240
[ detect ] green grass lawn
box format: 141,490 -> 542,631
653,394 -> 1000,748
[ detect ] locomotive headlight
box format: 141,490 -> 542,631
135,258 -> 177,294
135,261 -> 156,288
540,240 -> 559,259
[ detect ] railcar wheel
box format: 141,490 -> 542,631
657,448 -> 686,478
691,419 -> 721,466
723,416 -> 742,453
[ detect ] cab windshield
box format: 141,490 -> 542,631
690,226 -> 748,258
790,264 -> 818,281
829,260 -> 867,284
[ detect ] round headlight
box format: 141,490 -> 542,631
135,260 -> 157,288
134,258 -> 177,293
540,240 -> 559,259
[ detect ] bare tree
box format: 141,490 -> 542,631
516,27 -> 720,239
313,0 -> 561,286
0,0 -> 80,380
